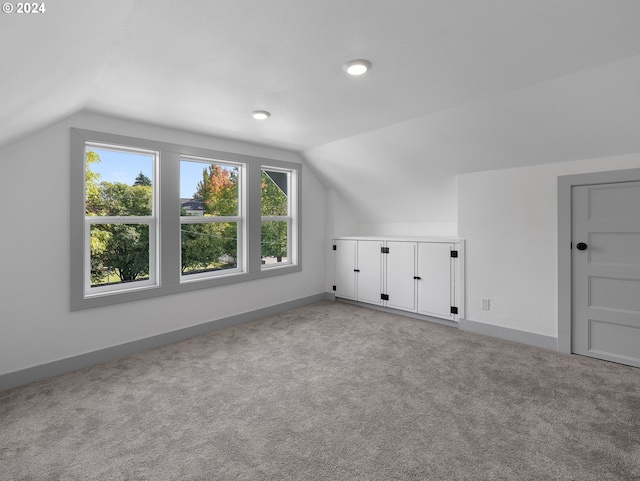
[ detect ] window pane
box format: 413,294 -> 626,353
261,221 -> 288,265
181,222 -> 238,275
261,170 -> 289,216
86,148 -> 154,216
181,160 -> 239,217
90,224 -> 150,287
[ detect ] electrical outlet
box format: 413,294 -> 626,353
481,298 -> 490,310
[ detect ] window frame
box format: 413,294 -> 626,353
260,166 -> 297,269
84,143 -> 159,296
179,156 -> 245,281
70,128 -> 302,311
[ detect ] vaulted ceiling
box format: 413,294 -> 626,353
2,1 -> 640,223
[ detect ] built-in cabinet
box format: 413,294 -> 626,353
332,237 -> 464,322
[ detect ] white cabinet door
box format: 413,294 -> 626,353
333,239 -> 357,300
357,240 -> 384,305
333,237 -> 461,322
417,242 -> 454,320
386,242 -> 417,312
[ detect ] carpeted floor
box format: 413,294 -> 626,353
1,301 -> 639,480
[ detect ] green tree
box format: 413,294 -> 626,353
91,223 -> 150,282
90,181 -> 152,217
86,150 -> 108,284
180,222 -> 237,274
85,150 -> 102,216
134,171 -> 152,186
261,221 -> 288,262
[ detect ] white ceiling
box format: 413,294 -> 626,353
2,0 -> 640,223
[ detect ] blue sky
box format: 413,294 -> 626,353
88,148 -> 232,199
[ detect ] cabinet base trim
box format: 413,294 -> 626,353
334,297 -> 459,328
334,296 -> 558,351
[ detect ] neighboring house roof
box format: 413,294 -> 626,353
180,198 -> 205,212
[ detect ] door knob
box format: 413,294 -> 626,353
576,242 -> 588,251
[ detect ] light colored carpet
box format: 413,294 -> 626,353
1,301 -> 639,480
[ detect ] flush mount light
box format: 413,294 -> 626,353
251,110 -> 271,120
343,59 -> 372,76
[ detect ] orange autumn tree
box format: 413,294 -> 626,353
194,164 -> 238,216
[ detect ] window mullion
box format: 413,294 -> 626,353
85,216 -> 154,224
247,163 -> 263,273
159,150 -> 180,290
180,216 -> 241,224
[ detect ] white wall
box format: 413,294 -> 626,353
304,130 -> 460,230
458,154 -> 640,338
326,190 -> 361,238
0,111 -> 327,376
356,222 -> 458,238
325,187 -> 458,239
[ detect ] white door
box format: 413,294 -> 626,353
572,182 -> 640,367
357,240 -> 384,305
333,239 -> 357,300
417,242 -> 454,320
386,242 -> 417,312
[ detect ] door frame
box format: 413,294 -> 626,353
557,168 -> 640,354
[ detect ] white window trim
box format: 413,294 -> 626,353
83,143 -> 160,297
179,156 -> 246,282
261,166 -> 297,269
70,128 -> 302,311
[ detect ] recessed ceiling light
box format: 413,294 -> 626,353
343,59 -> 372,76
251,110 -> 271,120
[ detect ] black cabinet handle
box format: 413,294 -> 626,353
354,269 -> 360,272
414,276 -> 421,280
576,242 -> 588,251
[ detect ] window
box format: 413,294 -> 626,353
70,129 -> 301,310
84,144 -> 158,296
261,168 -> 296,267
180,157 -> 243,280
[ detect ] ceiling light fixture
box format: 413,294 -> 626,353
343,59 -> 372,76
252,110 -> 271,120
